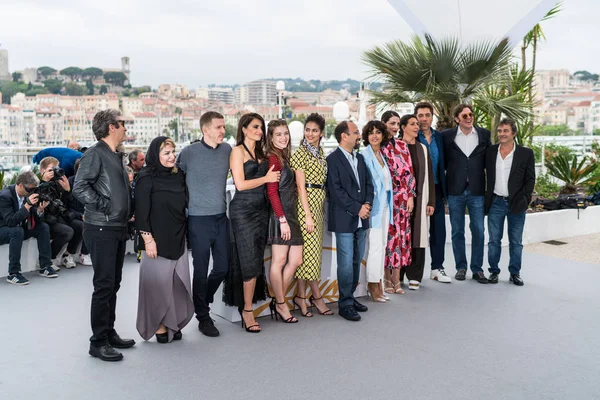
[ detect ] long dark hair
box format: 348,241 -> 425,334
236,113 -> 266,161
266,119 -> 291,167
399,114 -> 417,139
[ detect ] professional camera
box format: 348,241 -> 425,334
30,181 -> 55,203
50,166 -> 65,181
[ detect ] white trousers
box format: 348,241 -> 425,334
366,204 -> 389,283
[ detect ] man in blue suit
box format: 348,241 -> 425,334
415,102 -> 451,283
326,121 -> 374,322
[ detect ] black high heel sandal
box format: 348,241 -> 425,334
269,298 -> 298,323
293,295 -> 313,317
238,309 -> 261,333
173,330 -> 182,341
309,295 -> 334,315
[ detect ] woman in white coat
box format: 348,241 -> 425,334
361,121 -> 394,302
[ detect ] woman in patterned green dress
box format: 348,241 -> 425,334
291,113 -> 333,317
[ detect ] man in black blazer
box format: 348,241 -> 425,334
485,118 -> 535,286
327,121 -> 374,322
442,104 -> 491,283
0,171 -> 56,285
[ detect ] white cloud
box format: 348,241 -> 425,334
1,0 -> 596,88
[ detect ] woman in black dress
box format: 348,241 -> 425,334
265,120 -> 304,324
223,113 -> 280,333
135,136 -> 194,343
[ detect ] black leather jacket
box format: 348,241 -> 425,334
73,140 -> 131,227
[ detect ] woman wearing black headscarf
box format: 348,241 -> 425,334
135,136 -> 194,343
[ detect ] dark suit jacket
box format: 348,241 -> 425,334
485,144 -> 536,215
0,185 -> 40,229
418,129 -> 447,199
441,126 -> 491,196
326,148 -> 374,233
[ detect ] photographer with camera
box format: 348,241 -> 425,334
39,156 -> 83,270
0,170 -> 57,285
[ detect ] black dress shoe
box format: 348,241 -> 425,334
89,344 -> 123,362
173,330 -> 182,341
198,318 -> 220,337
510,274 -> 524,286
339,305 -> 361,321
108,334 -> 136,349
472,272 -> 488,284
353,300 -> 368,312
455,269 -> 467,281
156,332 -> 169,344
488,272 -> 499,284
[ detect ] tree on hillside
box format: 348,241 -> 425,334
574,71 -> 599,82
0,82 -> 28,104
99,85 -> 108,95
104,71 -> 127,87
38,66 -> 57,78
65,82 -> 86,96
60,67 -> 84,81
43,79 -> 63,94
82,67 -> 104,79
25,87 -> 49,96
363,35 -> 530,131
12,72 -> 22,82
86,79 -> 95,95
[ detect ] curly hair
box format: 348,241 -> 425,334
361,120 -> 389,147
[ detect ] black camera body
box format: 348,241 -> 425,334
50,166 -> 65,181
30,181 -> 55,203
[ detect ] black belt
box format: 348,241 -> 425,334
306,183 -> 324,189
495,195 -> 509,200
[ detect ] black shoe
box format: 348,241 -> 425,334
353,300 -> 368,312
108,334 -> 136,349
6,273 -> 30,285
173,330 -> 182,341
339,305 -> 361,321
510,274 -> 524,286
488,272 -> 499,284
472,272 -> 489,284
156,332 -> 168,344
38,266 -> 58,278
89,344 -> 123,362
455,269 -> 467,281
198,318 -> 220,337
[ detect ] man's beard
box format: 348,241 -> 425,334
353,141 -> 360,151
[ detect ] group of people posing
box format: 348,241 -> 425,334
8,102 -> 533,362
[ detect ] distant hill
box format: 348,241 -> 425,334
265,78 -> 382,93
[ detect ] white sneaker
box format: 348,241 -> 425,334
430,269 -> 452,283
50,259 -> 61,271
62,255 -> 76,269
79,254 -> 92,266
408,280 -> 420,290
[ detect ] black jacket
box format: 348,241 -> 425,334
485,144 -> 536,215
326,148 -> 374,233
441,126 -> 491,196
73,140 -> 131,227
0,185 -> 42,229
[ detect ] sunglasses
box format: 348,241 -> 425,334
460,113 -> 474,119
114,120 -> 127,127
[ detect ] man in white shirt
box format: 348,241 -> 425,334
484,119 -> 535,286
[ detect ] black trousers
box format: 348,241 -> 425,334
49,218 -> 83,258
406,247 -> 426,282
188,214 -> 230,321
83,223 -> 127,347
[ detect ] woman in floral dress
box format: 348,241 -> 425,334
380,111 -> 416,294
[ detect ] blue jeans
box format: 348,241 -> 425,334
335,228 -> 367,308
487,196 -> 526,275
429,184 -> 446,270
447,187 -> 485,273
0,223 -> 52,275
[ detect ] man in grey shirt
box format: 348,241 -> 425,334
177,111 -> 231,337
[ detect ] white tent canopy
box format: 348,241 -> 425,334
387,0 -> 559,47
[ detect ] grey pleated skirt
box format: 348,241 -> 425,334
136,247 -> 194,342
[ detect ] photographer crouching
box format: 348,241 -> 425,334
39,156 -> 84,270
1,171 -> 57,285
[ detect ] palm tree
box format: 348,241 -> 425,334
363,35 -> 531,130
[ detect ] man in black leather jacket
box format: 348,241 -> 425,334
73,109 -> 135,362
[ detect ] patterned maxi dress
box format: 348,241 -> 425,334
380,137 -> 416,269
291,143 -> 327,281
